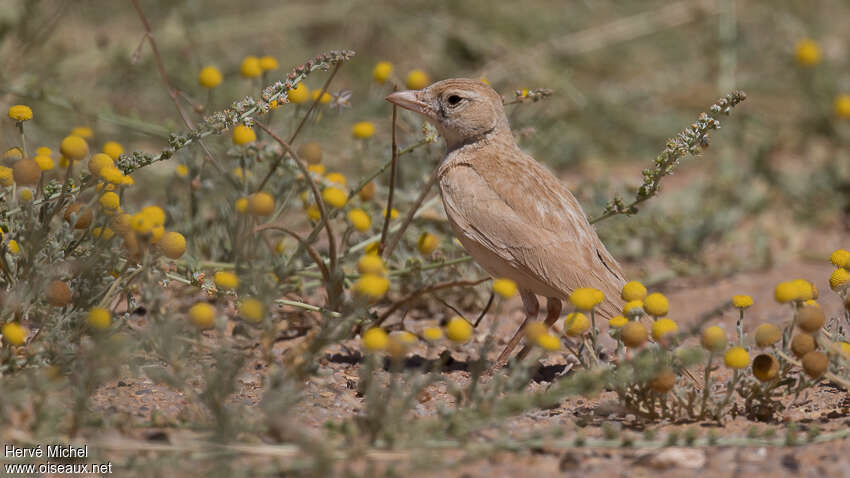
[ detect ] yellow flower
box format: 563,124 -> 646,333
141,206 -> 166,226
240,56 -> 262,78
492,278 -> 517,298
159,231 -> 186,259
537,333 -> 561,351
651,318 -> 678,342
355,274 -> 390,299
99,192 -> 120,210
8,105 -> 33,121
373,61 -> 394,83
131,213 -> 154,235
382,208 -> 399,220
406,69 -> 429,89
176,164 -> 189,178
774,281 -> 798,303
840,342 -> 850,357
830,249 -> 850,268
7,240 -> 20,254
71,126 -> 93,139
87,307 -> 111,330
197,65 -> 224,88
643,292 -> 669,316
92,227 -> 115,240
18,188 -> 33,202
259,56 -> 279,71
238,298 -> 265,323
417,232 -> 439,256
2,322 -> 27,346
352,121 -> 376,139
348,208 -> 371,232
833,94 -> 850,119
3,147 -> 22,160
701,326 -> 727,352
213,271 -> 239,290
248,192 -> 275,216
569,287 -> 603,310
479,76 -> 490,85
623,300 -> 644,316
608,315 -> 628,328
235,197 -> 248,213
792,279 -> 815,301
287,83 -> 310,104
102,141 -> 124,160
364,241 -> 380,256
311,90 -> 332,104
150,225 -> 164,243
829,268 -> 850,291
307,163 -> 326,175
0,166 -> 12,187
563,312 -> 590,336
732,294 -> 753,309
305,205 -> 320,221
362,327 -> 389,352
445,316 -> 473,343
322,187 -> 347,208
325,172 -> 346,185
358,255 -> 386,275
188,302 -> 216,329
232,125 -> 256,145
621,280 -> 647,301
88,153 -> 114,176
423,327 -> 443,341
794,38 -> 821,67
60,135 -> 89,160
100,166 -> 124,184
724,346 -> 749,369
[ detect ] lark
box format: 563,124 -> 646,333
387,79 -> 626,368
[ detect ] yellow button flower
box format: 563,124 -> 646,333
322,186 -> 347,208
325,172 -> 346,185
357,255 -> 386,275
8,105 -> 33,121
723,346 -> 749,369
423,327 -> 443,341
382,208 -> 399,220
794,38 -> 821,67
406,69 -> 429,89
492,278 -> 517,298
312,90 -> 332,104
623,300 -> 644,316
700,326 -> 726,352
305,205 -> 320,221
141,205 -> 166,227
373,61 -> 394,83
569,287 -> 603,310
307,163 -> 326,175
240,56 -> 262,78
99,191 -> 120,211
176,164 -> 189,178
621,280 -> 647,301
259,56 -> 279,71
7,240 -> 20,254
643,292 -> 669,316
352,121 -> 376,139
2,322 -> 27,346
18,188 -> 33,202
238,298 -> 265,323
235,197 -> 248,213
89,153 -> 114,176
835,95 -> 850,119
232,125 -> 256,145
287,83 -> 310,104
3,147 -> 22,160
347,208 -> 371,232
830,268 -> 850,291
0,166 -> 12,187
774,281 -> 798,302
60,135 -> 89,160
445,316 -> 473,343
87,307 -> 111,330
362,327 -> 389,351
651,318 -> 678,342
731,294 -> 753,309
248,192 -> 275,216
831,249 -> 850,268
71,126 -> 93,139
92,227 -> 115,240
563,312 -> 590,336
417,232 -> 439,256
537,333 -> 561,351
159,231 -> 186,259
213,271 -> 239,290
188,302 -> 216,329
102,141 -> 124,160
608,315 -> 628,328
354,274 -> 390,299
198,65 -> 223,88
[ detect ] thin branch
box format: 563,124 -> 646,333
373,277 -> 490,327
254,224 -> 329,282
378,99 -> 399,255
382,169 -> 439,258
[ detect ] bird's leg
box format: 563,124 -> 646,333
490,290 -> 539,372
515,297 -> 562,361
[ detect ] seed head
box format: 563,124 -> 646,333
754,323 -> 781,347
791,333 -> 816,358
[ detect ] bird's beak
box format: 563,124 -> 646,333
386,90 -> 430,116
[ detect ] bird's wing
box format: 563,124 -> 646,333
440,149 -> 625,318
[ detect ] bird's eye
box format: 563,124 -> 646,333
447,95 -> 462,106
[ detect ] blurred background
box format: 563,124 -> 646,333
1,0 -> 848,282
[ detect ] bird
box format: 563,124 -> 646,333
386,78 -> 626,370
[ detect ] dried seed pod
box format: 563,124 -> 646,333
796,305 -> 825,333
754,323 -> 781,347
46,280 -> 71,307
801,351 -> 828,379
791,333 -> 816,358
752,354 -> 779,382
649,368 -> 676,394
844,294 -> 850,313
64,203 -> 93,229
298,142 -> 322,164
13,159 -> 41,185
620,321 -> 647,348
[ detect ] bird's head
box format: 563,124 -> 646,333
386,78 -> 509,150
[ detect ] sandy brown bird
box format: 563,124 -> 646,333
387,78 -> 625,368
